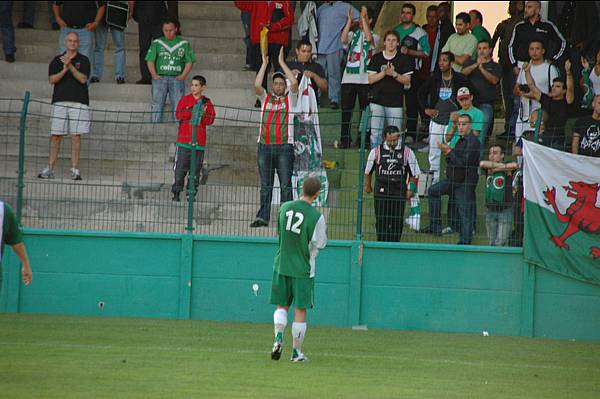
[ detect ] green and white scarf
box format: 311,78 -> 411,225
345,30 -> 372,74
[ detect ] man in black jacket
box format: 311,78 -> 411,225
508,1 -> 566,71
417,51 -> 473,183
133,1 -> 167,84
423,113 -> 480,245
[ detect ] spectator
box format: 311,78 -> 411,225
287,40 -> 327,101
581,48 -> 600,107
367,30 -> 412,149
19,1 -> 60,30
444,87 -> 485,148
38,32 -> 90,181
91,1 -> 132,84
423,114 -> 480,245
340,6 -> 378,149
521,60 -> 574,150
234,1 -> 295,108
393,3 -> 430,144
461,40 -> 502,146
421,5 -> 453,77
172,75 -> 216,202
441,12 -> 477,72
468,10 -> 491,44
514,40 -> 559,141
0,1 -> 16,62
316,1 -> 359,109
479,144 -> 518,246
572,95 -> 600,157
0,200 -> 33,291
53,1 -> 106,64
491,1 -> 524,140
417,51 -> 471,183
363,125 -> 420,242
437,2 -> 455,38
297,1 -> 317,59
132,1 -> 167,84
145,19 -> 195,123
508,1 -> 566,69
250,48 -> 299,228
509,133 -> 531,247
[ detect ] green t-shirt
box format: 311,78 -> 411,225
273,200 -> 326,279
446,107 -> 485,148
1,202 -> 23,262
471,25 -> 491,44
145,36 -> 196,76
441,33 -> 478,72
485,170 -> 512,209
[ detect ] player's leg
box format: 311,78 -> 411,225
269,271 -> 292,360
290,277 -> 314,362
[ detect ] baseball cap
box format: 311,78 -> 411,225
457,87 -> 471,99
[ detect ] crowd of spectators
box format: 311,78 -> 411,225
3,1 -> 600,245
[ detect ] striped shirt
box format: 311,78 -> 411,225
258,91 -> 297,145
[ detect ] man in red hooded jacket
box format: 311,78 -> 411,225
235,1 -> 294,107
172,75 -> 216,202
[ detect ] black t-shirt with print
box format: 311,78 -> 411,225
287,61 -> 326,96
540,93 -> 568,148
573,115 -> 600,157
367,51 -> 413,107
48,52 -> 91,105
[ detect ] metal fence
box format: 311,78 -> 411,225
0,93 -> 535,245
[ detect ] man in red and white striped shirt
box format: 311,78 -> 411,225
251,47 -> 299,228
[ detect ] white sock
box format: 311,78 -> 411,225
273,308 -> 287,342
292,322 -> 307,353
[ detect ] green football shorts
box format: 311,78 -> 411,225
269,270 -> 314,309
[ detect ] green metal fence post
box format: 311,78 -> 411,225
16,91 -> 31,224
355,107 -> 370,241
186,102 -> 205,233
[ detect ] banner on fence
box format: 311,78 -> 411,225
523,140 -> 600,285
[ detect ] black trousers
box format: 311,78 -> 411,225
254,42 -> 284,92
172,147 -> 204,194
404,75 -> 423,140
138,23 -> 163,81
374,194 -> 406,242
340,83 -> 369,146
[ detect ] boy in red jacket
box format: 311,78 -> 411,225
172,75 -> 216,202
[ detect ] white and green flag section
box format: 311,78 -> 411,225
523,140 -> 600,284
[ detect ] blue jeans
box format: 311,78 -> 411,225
316,49 -> 343,103
151,76 -> 185,123
93,25 -> 125,80
0,1 -> 16,56
486,207 -> 513,246
59,27 -> 94,63
256,143 -> 294,222
429,181 -> 475,244
369,103 -> 404,148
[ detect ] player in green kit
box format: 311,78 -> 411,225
269,177 -> 327,362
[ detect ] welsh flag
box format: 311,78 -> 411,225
523,140 -> 600,285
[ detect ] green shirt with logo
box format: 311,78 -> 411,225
145,36 -> 196,76
274,200 -> 327,279
485,170 -> 513,209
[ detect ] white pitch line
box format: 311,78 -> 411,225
0,341 -> 594,372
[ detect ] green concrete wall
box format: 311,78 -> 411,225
2,230 -> 599,341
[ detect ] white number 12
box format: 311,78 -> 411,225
285,210 -> 304,234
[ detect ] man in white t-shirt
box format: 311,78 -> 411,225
513,40 -> 559,140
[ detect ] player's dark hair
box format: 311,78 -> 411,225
272,71 -> 286,82
553,77 -> 566,87
383,125 -> 401,136
192,75 -> 206,86
529,39 -> 545,50
440,51 -> 455,63
162,19 -> 178,27
426,5 -> 438,14
296,39 -> 312,50
401,3 -> 416,15
469,9 -> 483,23
478,39 -> 491,48
491,143 -> 506,154
456,12 -> 470,24
303,177 -> 321,197
458,113 -> 473,123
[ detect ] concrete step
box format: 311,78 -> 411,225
0,80 -> 258,108
14,28 -> 248,53
9,44 -> 248,72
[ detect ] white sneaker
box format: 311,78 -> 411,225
291,350 -> 308,362
37,166 -> 54,179
441,226 -> 454,235
70,167 -> 82,181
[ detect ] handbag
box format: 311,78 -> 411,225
106,1 -> 129,31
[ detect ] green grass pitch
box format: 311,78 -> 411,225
1,314 -> 599,398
